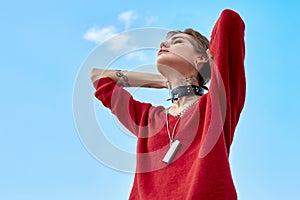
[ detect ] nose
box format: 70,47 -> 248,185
160,41 -> 169,48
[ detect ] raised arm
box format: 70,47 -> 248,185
90,68 -> 167,89
209,9 -> 246,114
91,69 -> 167,137
208,9 -> 246,149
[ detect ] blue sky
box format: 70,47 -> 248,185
1,0 -> 300,199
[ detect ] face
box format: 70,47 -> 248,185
156,33 -> 201,78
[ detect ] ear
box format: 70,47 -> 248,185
194,54 -> 208,66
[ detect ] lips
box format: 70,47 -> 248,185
158,49 -> 169,55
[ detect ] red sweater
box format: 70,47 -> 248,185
94,9 -> 245,200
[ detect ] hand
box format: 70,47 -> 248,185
206,49 -> 213,60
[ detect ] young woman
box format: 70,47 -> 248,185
90,9 -> 246,200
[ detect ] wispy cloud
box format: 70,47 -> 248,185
83,10 -> 157,61
83,26 -> 117,43
118,10 -> 137,30
83,10 -> 158,44
124,51 -> 148,61
145,16 -> 157,26
107,34 -> 132,52
83,10 -> 137,44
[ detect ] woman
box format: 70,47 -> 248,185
90,9 -> 246,200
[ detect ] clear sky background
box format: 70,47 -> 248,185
1,0 -> 300,199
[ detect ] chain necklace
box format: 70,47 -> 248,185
165,99 -> 199,142
162,99 -> 199,164
166,98 -> 200,118
165,114 -> 181,145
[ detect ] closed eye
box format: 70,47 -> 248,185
173,39 -> 183,44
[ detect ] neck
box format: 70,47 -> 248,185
172,95 -> 200,109
166,83 -> 202,116
167,95 -> 200,117
167,75 -> 199,90
165,74 -> 204,115
166,75 -> 203,102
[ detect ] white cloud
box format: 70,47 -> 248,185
145,16 -> 157,25
124,51 -> 147,61
83,26 -> 117,43
107,34 -> 133,52
83,10 -> 158,58
83,26 -> 136,53
118,10 -> 137,30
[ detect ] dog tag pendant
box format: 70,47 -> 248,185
162,140 -> 181,164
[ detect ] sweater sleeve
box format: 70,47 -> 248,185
93,77 -> 153,137
208,9 -> 246,149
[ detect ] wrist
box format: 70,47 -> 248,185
115,70 -> 130,87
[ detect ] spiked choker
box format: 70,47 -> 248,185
167,85 -> 208,103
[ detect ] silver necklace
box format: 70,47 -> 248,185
162,99 -> 199,164
165,113 -> 181,145
166,98 -> 200,118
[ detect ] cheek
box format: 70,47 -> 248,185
170,47 -> 195,62
156,53 -> 195,75
157,53 -> 188,66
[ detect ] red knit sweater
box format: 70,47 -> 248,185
94,9 -> 246,200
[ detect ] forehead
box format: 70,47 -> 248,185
167,32 -> 190,39
166,32 -> 196,44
